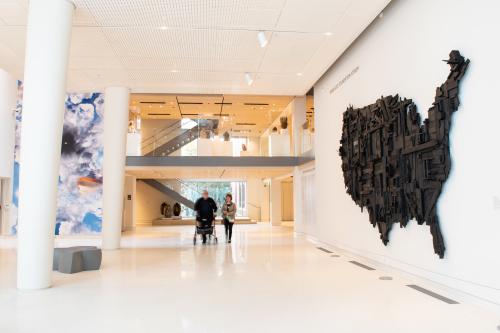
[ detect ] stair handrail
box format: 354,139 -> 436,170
143,124 -> 198,155
147,125 -> 201,156
142,118 -> 203,156
141,120 -> 184,152
141,120 -> 182,146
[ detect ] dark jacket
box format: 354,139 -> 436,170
194,197 -> 218,221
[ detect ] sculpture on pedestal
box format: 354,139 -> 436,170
173,202 -> 181,217
161,202 -> 171,218
280,116 -> 288,130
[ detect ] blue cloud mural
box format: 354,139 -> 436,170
12,82 -> 105,235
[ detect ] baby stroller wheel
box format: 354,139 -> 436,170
193,236 -> 196,245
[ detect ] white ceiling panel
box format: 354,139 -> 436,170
82,68 -> 134,87
66,69 -> 100,93
259,32 -> 326,74
102,27 -> 265,60
73,6 -> 99,26
120,56 -> 261,73
0,43 -> 22,77
0,0 -> 392,95
76,0 -> 286,29
70,27 -> 116,57
68,56 -> 123,70
276,0 -> 350,33
0,0 -> 27,25
0,25 -> 25,55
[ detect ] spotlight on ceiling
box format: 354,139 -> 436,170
245,72 -> 254,86
257,31 -> 268,48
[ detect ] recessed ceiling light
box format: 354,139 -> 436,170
160,26 -> 168,30
257,31 -> 268,48
297,72 -> 303,76
171,69 -> 179,73
245,72 -> 254,86
324,32 -> 333,36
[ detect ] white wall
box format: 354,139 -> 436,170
314,0 -> 500,305
126,133 -> 141,156
136,180 -> 175,226
270,178 -> 282,226
247,178 -> 264,220
294,164 -> 316,237
246,137 -> 260,156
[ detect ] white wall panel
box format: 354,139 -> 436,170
314,0 -> 500,305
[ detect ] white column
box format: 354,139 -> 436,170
270,179 -> 282,226
17,0 -> 74,290
102,87 -> 130,250
0,69 -> 17,179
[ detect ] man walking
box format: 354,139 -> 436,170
194,190 -> 218,244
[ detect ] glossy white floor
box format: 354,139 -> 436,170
0,224 -> 499,333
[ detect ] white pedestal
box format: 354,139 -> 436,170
269,133 -> 290,156
213,140 -> 232,156
126,132 -> 142,156
197,138 -> 213,156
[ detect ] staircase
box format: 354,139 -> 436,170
145,125 -> 199,157
141,119 -> 219,157
140,179 -> 195,210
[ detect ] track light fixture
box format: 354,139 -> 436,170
257,31 -> 268,48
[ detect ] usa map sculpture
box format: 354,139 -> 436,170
339,51 -> 469,258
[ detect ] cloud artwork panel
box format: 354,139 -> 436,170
12,81 -> 105,235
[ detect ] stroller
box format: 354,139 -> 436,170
193,217 -> 218,245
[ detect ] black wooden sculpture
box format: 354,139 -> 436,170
173,202 -> 181,217
339,51 -> 469,258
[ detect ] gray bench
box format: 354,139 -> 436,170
53,246 -> 102,274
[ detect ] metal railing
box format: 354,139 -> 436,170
141,120 -> 184,155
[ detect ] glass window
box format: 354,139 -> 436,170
180,180 -> 247,217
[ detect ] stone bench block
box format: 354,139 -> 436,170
53,246 -> 102,274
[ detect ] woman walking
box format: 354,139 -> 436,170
222,193 -> 237,243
